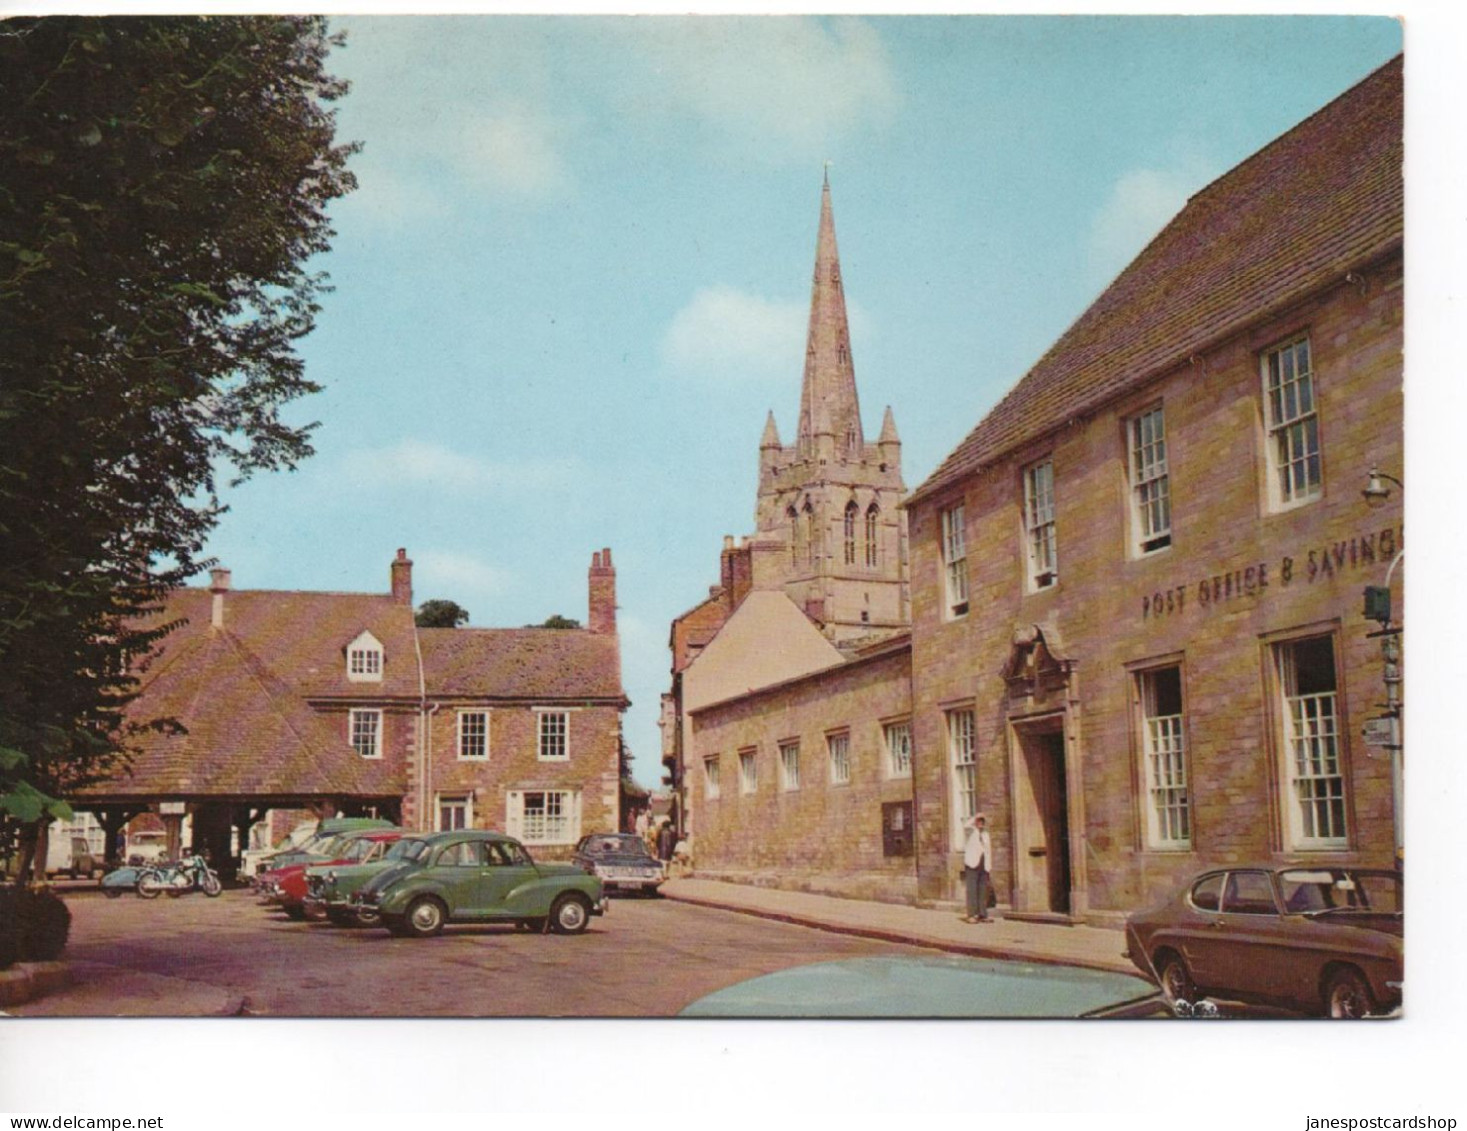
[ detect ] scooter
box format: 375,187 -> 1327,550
136,854 -> 222,899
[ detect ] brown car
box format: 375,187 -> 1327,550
1124,865 -> 1402,1018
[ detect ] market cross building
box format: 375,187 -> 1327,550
74,548 -> 628,875
670,55 -> 1403,921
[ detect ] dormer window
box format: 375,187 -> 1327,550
346,630 -> 384,683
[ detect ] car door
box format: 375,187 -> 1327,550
477,841 -> 540,917
434,838 -> 489,917
1209,870 -> 1291,1002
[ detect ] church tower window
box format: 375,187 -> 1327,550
844,502 -> 858,565
803,501 -> 816,566
865,504 -> 880,567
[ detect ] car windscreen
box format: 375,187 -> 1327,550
341,837 -> 384,862
584,835 -> 649,856
385,839 -> 428,863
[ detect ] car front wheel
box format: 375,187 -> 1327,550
405,896 -> 447,938
1324,967 -> 1376,1019
550,893 -> 591,935
1156,952 -> 1197,1007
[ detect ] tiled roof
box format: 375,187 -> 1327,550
82,589 -> 407,799
909,56 -> 1403,507
418,627 -> 625,702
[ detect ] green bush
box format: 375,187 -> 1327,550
0,887 -> 71,967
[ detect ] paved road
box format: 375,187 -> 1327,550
18,888 -> 960,1018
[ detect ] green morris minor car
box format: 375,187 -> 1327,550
349,830 -> 608,938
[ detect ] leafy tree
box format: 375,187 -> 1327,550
415,599 -> 470,629
531,614 -> 582,629
0,17 -> 356,880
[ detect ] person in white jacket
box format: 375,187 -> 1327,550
962,812 -> 992,923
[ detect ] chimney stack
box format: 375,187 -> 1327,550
588,547 -> 617,635
209,567 -> 232,629
391,548 -> 413,605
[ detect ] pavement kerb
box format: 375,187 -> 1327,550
661,885 -> 1137,978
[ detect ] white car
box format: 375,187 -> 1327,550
239,822 -> 317,880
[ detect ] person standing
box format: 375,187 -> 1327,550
657,818 -> 677,863
962,812 -> 992,923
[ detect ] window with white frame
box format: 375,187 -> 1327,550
844,502 -> 859,566
1138,666 -> 1190,848
437,794 -> 470,831
738,748 -> 758,795
506,789 -> 582,846
1024,460 -> 1057,589
884,720 -> 913,779
345,630 -> 384,683
948,708 -> 978,835
349,708 -> 382,759
827,732 -> 851,786
537,710 -> 568,761
1129,405 -> 1172,554
778,740 -> 801,792
1263,336 -> 1321,507
457,711 -> 488,760
940,503 -> 969,617
704,756 -> 721,801
865,505 -> 880,568
1276,635 -> 1346,848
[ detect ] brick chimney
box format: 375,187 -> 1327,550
209,567 -> 231,629
588,547 -> 617,635
390,548 -> 413,605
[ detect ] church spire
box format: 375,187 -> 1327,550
796,175 -> 862,458
761,410 -> 781,449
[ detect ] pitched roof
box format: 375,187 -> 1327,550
83,588 -> 406,799
909,55 -> 1403,507
418,627 -> 625,702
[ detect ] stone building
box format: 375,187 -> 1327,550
77,548 -> 628,869
903,55 -> 1403,921
670,56 -> 1403,920
662,176 -> 917,896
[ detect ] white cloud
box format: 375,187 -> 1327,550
413,549 -> 512,600
661,286 -> 873,381
1087,161 -> 1213,281
459,103 -> 570,197
662,287 -> 805,378
626,18 -> 900,154
336,439 -> 573,492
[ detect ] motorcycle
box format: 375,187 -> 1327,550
136,854 -> 222,899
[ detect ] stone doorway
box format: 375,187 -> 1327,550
1012,721 -> 1071,916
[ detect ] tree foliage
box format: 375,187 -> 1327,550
415,599 -> 470,629
531,614 -> 582,630
0,17 -> 356,870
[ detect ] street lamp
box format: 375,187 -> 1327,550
1361,467 -> 1403,870
1362,466 -> 1402,505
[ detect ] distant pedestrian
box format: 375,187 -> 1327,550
634,810 -> 649,838
657,819 -> 677,863
962,812 -> 992,924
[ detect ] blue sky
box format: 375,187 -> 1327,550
195,16 -> 1402,788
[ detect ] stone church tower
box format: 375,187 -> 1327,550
749,174 -> 910,641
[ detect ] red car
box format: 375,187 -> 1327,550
259,830 -> 402,920
1124,864 -> 1403,1018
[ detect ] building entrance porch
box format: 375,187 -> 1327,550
1009,717 -> 1078,919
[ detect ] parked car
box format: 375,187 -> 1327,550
349,830 -> 607,938
1124,865 -> 1403,1018
239,821 -> 316,881
249,817 -> 395,883
264,830 -> 402,920
304,836 -> 431,926
572,833 -> 666,895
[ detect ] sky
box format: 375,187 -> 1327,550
191,16 -> 1404,790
